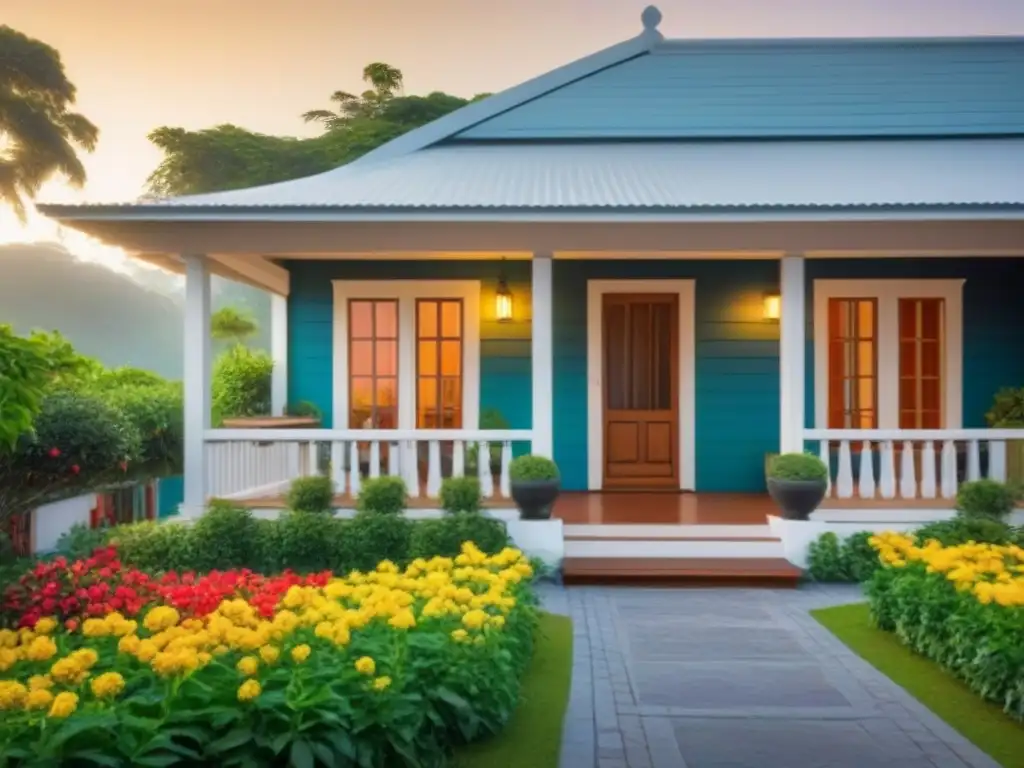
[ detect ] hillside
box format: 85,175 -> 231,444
0,244 -> 270,378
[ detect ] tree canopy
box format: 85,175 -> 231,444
146,64 -> 490,197
0,25 -> 98,217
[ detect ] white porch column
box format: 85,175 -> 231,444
531,253 -> 554,458
779,254 -> 806,454
182,254 -> 211,518
270,293 -> 288,416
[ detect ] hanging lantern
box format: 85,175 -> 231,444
495,261 -> 514,322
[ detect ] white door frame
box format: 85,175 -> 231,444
586,279 -> 696,491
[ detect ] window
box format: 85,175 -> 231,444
416,299 -> 463,428
827,298 -> 877,429
348,300 -> 398,429
814,280 -> 963,430
899,298 -> 944,429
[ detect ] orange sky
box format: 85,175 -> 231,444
5,0 -> 1024,255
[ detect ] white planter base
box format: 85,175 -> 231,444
769,515 -> 930,570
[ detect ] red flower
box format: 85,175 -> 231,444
70,464 -> 80,474
48,447 -> 61,458
120,461 -> 128,472
65,619 -> 79,632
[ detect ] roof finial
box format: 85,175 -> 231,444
641,5 -> 663,33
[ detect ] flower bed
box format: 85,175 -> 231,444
0,542 -> 538,766
867,532 -> 1024,721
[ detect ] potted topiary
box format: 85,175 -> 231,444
509,455 -> 560,520
766,452 -> 829,520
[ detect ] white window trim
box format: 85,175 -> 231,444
812,279 -> 964,431
331,281 -> 481,431
586,279 -> 696,491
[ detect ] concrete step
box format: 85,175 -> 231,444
562,556 -> 803,588
564,536 -> 785,560
563,523 -> 774,539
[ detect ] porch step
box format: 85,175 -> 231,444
563,523 -> 774,539
563,535 -> 785,559
561,557 -> 803,588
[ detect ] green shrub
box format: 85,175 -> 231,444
409,512 -> 510,560
278,511 -> 343,573
211,345 -> 272,422
439,476 -> 482,514
986,387 -> 1024,427
286,400 -> 323,421
55,522 -> 113,560
189,501 -> 257,571
914,516 -> 1016,546
509,455 -> 559,481
842,531 -> 883,582
767,452 -> 828,481
806,532 -> 846,581
286,475 -> 334,514
251,518 -> 284,574
336,512 -> 413,571
955,479 -> 1019,520
110,521 -> 196,573
356,476 -> 408,515
102,382 -> 184,477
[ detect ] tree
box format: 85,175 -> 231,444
0,26 -> 98,218
211,305 -> 259,345
146,65 -> 487,197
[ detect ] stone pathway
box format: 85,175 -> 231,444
538,584 -> 1002,768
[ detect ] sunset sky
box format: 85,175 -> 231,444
5,0 -> 1024,266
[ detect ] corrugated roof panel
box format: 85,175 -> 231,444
456,39 -> 1024,140
147,138 -> 1024,210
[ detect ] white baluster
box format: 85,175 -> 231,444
920,441 -> 937,498
818,440 -> 831,497
940,440 -> 957,498
479,441 -> 495,498
426,440 -> 442,498
879,441 -> 896,499
349,441 -> 362,497
500,441 -> 512,498
369,440 -> 381,479
388,442 -> 400,477
967,440 -> 981,482
306,441 -> 319,476
858,441 -> 876,499
404,441 -> 420,498
297,442 -> 310,478
452,440 -> 465,478
988,440 -> 1007,482
330,441 -> 346,495
899,440 -> 918,499
836,440 -> 854,498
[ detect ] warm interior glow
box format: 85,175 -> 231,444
495,289 -> 513,322
763,293 -> 781,321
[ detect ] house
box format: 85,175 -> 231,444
40,8 -> 1024,552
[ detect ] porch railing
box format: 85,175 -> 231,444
204,428 -> 535,503
803,428 -> 1024,501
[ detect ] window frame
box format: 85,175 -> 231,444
332,281 -> 481,432
813,279 -> 963,431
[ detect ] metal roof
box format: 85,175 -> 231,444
67,138 -> 1024,213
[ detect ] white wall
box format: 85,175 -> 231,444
32,493 -> 96,554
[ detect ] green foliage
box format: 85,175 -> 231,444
866,561 -> 1024,721
210,305 -> 258,345
806,531 -> 883,583
286,475 -> 334,514
211,345 -> 272,422
101,381 -> 183,477
286,400 -> 323,421
439,477 -> 482,514
986,387 -> 1024,427
55,521 -> 112,560
278,511 -> 345,573
955,479 -> 1019,520
914,516 -> 1017,546
0,325 -> 53,452
337,512 -> 414,572
0,25 -> 98,218
767,452 -> 828,481
189,501 -> 258,572
409,513 -> 509,560
509,455 -> 559,482
110,521 -> 196,573
356,476 -> 408,515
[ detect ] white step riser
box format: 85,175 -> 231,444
563,524 -> 773,540
564,539 -> 785,559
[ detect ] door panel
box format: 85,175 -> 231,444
603,294 -> 679,489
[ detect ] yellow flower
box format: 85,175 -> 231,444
0,629 -> 18,648
354,656 -> 375,676
259,645 -> 280,665
237,679 -> 261,701
50,656 -> 88,685
25,688 -> 54,710
33,617 -> 58,635
118,634 -> 141,655
24,635 -> 58,661
372,675 -> 392,691
290,644 -> 311,664
388,609 -> 416,630
237,656 -> 259,676
28,675 -> 52,691
451,628 -> 469,643
70,648 -> 99,669
48,691 -> 78,718
135,639 -> 159,663
0,648 -> 16,673
489,615 -> 506,629
462,609 -> 488,630
143,606 -> 180,633
90,672 -> 125,699
0,681 -> 28,711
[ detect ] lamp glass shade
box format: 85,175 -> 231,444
763,293 -> 781,321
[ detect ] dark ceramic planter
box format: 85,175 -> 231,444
510,479 -> 560,520
767,477 -> 827,521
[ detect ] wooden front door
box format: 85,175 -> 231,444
602,294 -> 679,489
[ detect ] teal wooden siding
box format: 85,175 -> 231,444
157,476 -> 183,518
553,260 -> 782,493
803,258 -> 1024,430
456,40 -> 1024,140
286,261 -> 532,432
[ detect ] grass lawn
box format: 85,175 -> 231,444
812,602 -> 1024,768
453,612 -> 573,768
